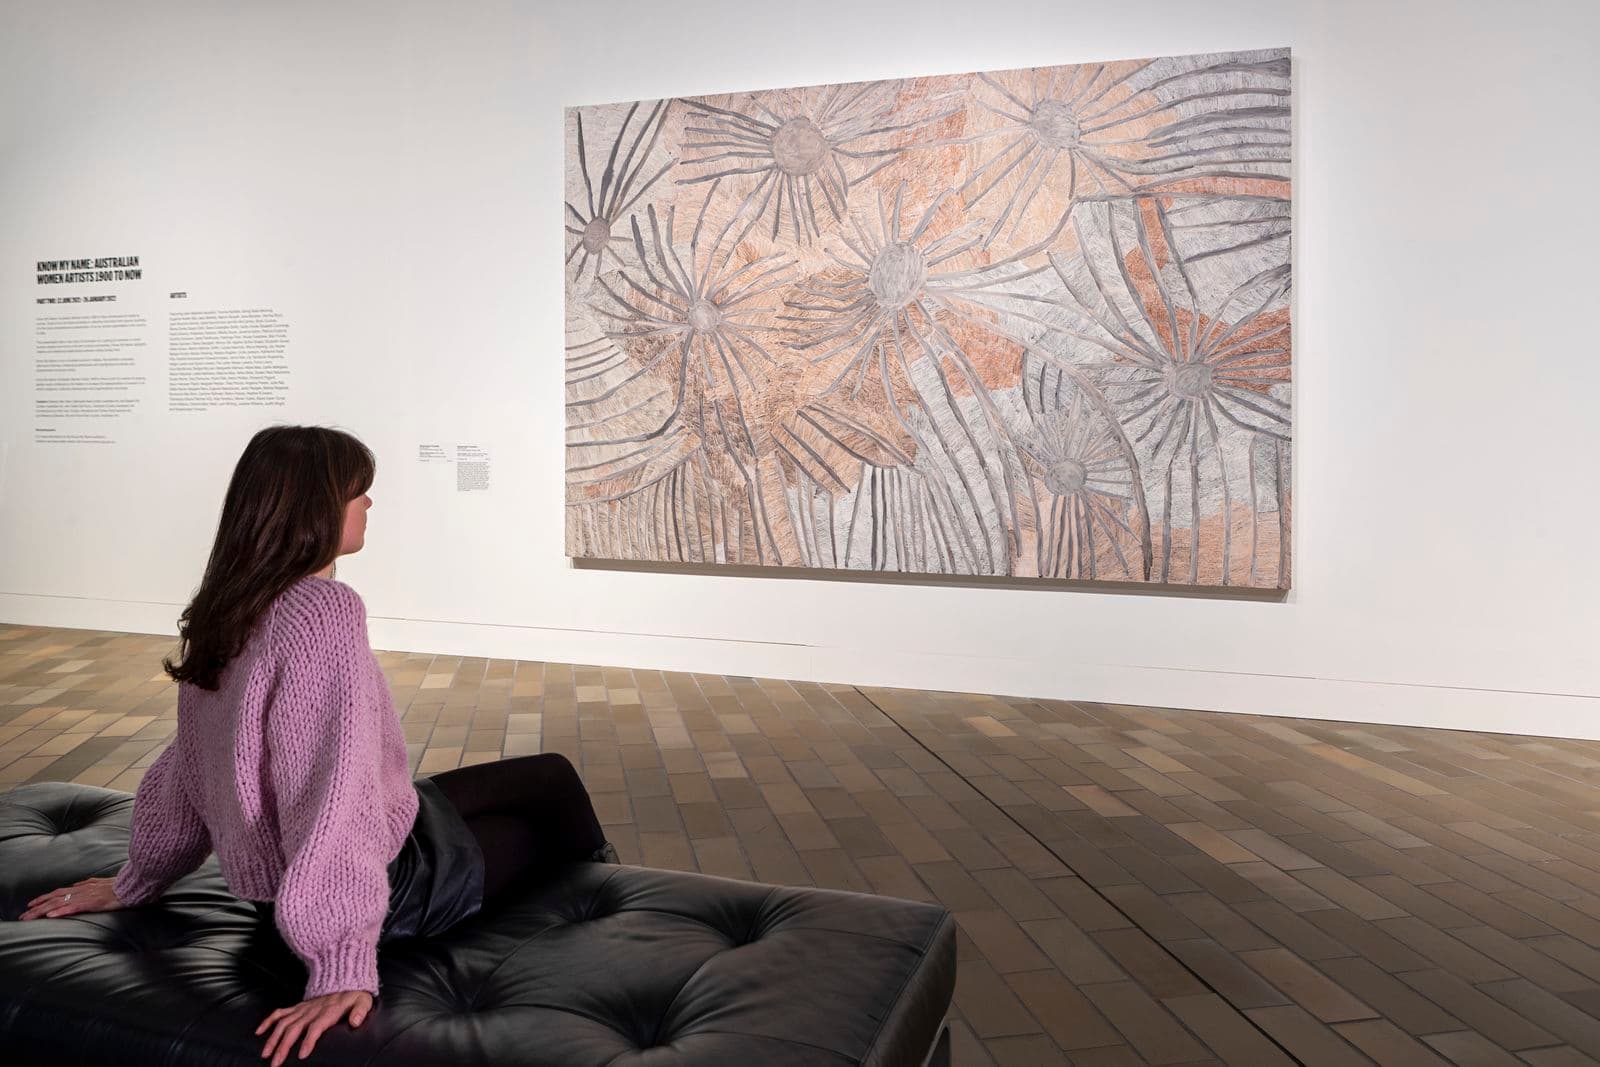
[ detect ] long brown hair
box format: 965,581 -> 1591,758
164,425 -> 375,690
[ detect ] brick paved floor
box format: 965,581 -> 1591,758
5,621 -> 1600,1064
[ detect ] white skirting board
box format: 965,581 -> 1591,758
4,592 -> 1596,743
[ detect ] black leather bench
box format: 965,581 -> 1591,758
0,780 -> 956,1065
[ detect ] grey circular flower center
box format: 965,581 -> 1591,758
1044,458 -> 1088,495
1168,362 -> 1214,400
688,299 -> 723,332
1029,99 -> 1082,149
771,118 -> 829,176
869,242 -> 928,309
581,217 -> 611,255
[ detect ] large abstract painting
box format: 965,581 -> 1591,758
565,47 -> 1292,588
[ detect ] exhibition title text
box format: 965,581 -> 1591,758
36,255 -> 142,284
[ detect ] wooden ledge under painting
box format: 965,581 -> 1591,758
564,46 -> 1292,590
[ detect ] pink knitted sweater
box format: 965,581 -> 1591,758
110,575 -> 419,1001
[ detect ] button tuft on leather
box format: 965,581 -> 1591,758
2,778 -> 958,1065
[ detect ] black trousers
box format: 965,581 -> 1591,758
425,751 -> 608,902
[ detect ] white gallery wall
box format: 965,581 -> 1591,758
2,0 -> 1597,737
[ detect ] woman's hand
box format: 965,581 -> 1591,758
19,876 -> 127,919
257,990 -> 372,1065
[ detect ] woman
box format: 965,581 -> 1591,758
18,425 -> 618,1067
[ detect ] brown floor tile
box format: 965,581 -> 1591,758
15,623 -> 1600,1066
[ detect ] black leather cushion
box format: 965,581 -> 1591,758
0,780 -> 955,1065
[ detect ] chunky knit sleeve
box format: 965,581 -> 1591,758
111,739 -> 212,906
264,583 -> 393,1001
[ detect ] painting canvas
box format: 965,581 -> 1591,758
564,47 -> 1292,588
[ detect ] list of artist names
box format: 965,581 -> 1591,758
32,296 -> 292,445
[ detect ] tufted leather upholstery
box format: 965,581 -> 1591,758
0,780 -> 955,1065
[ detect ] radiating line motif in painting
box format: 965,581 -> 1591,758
565,47 -> 1292,588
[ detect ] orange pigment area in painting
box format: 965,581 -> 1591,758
939,313 -> 1025,396
1016,479 -> 1289,589
1154,498 -> 1290,588
1122,200 -> 1291,390
769,351 -> 918,492
1151,176 -> 1291,201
